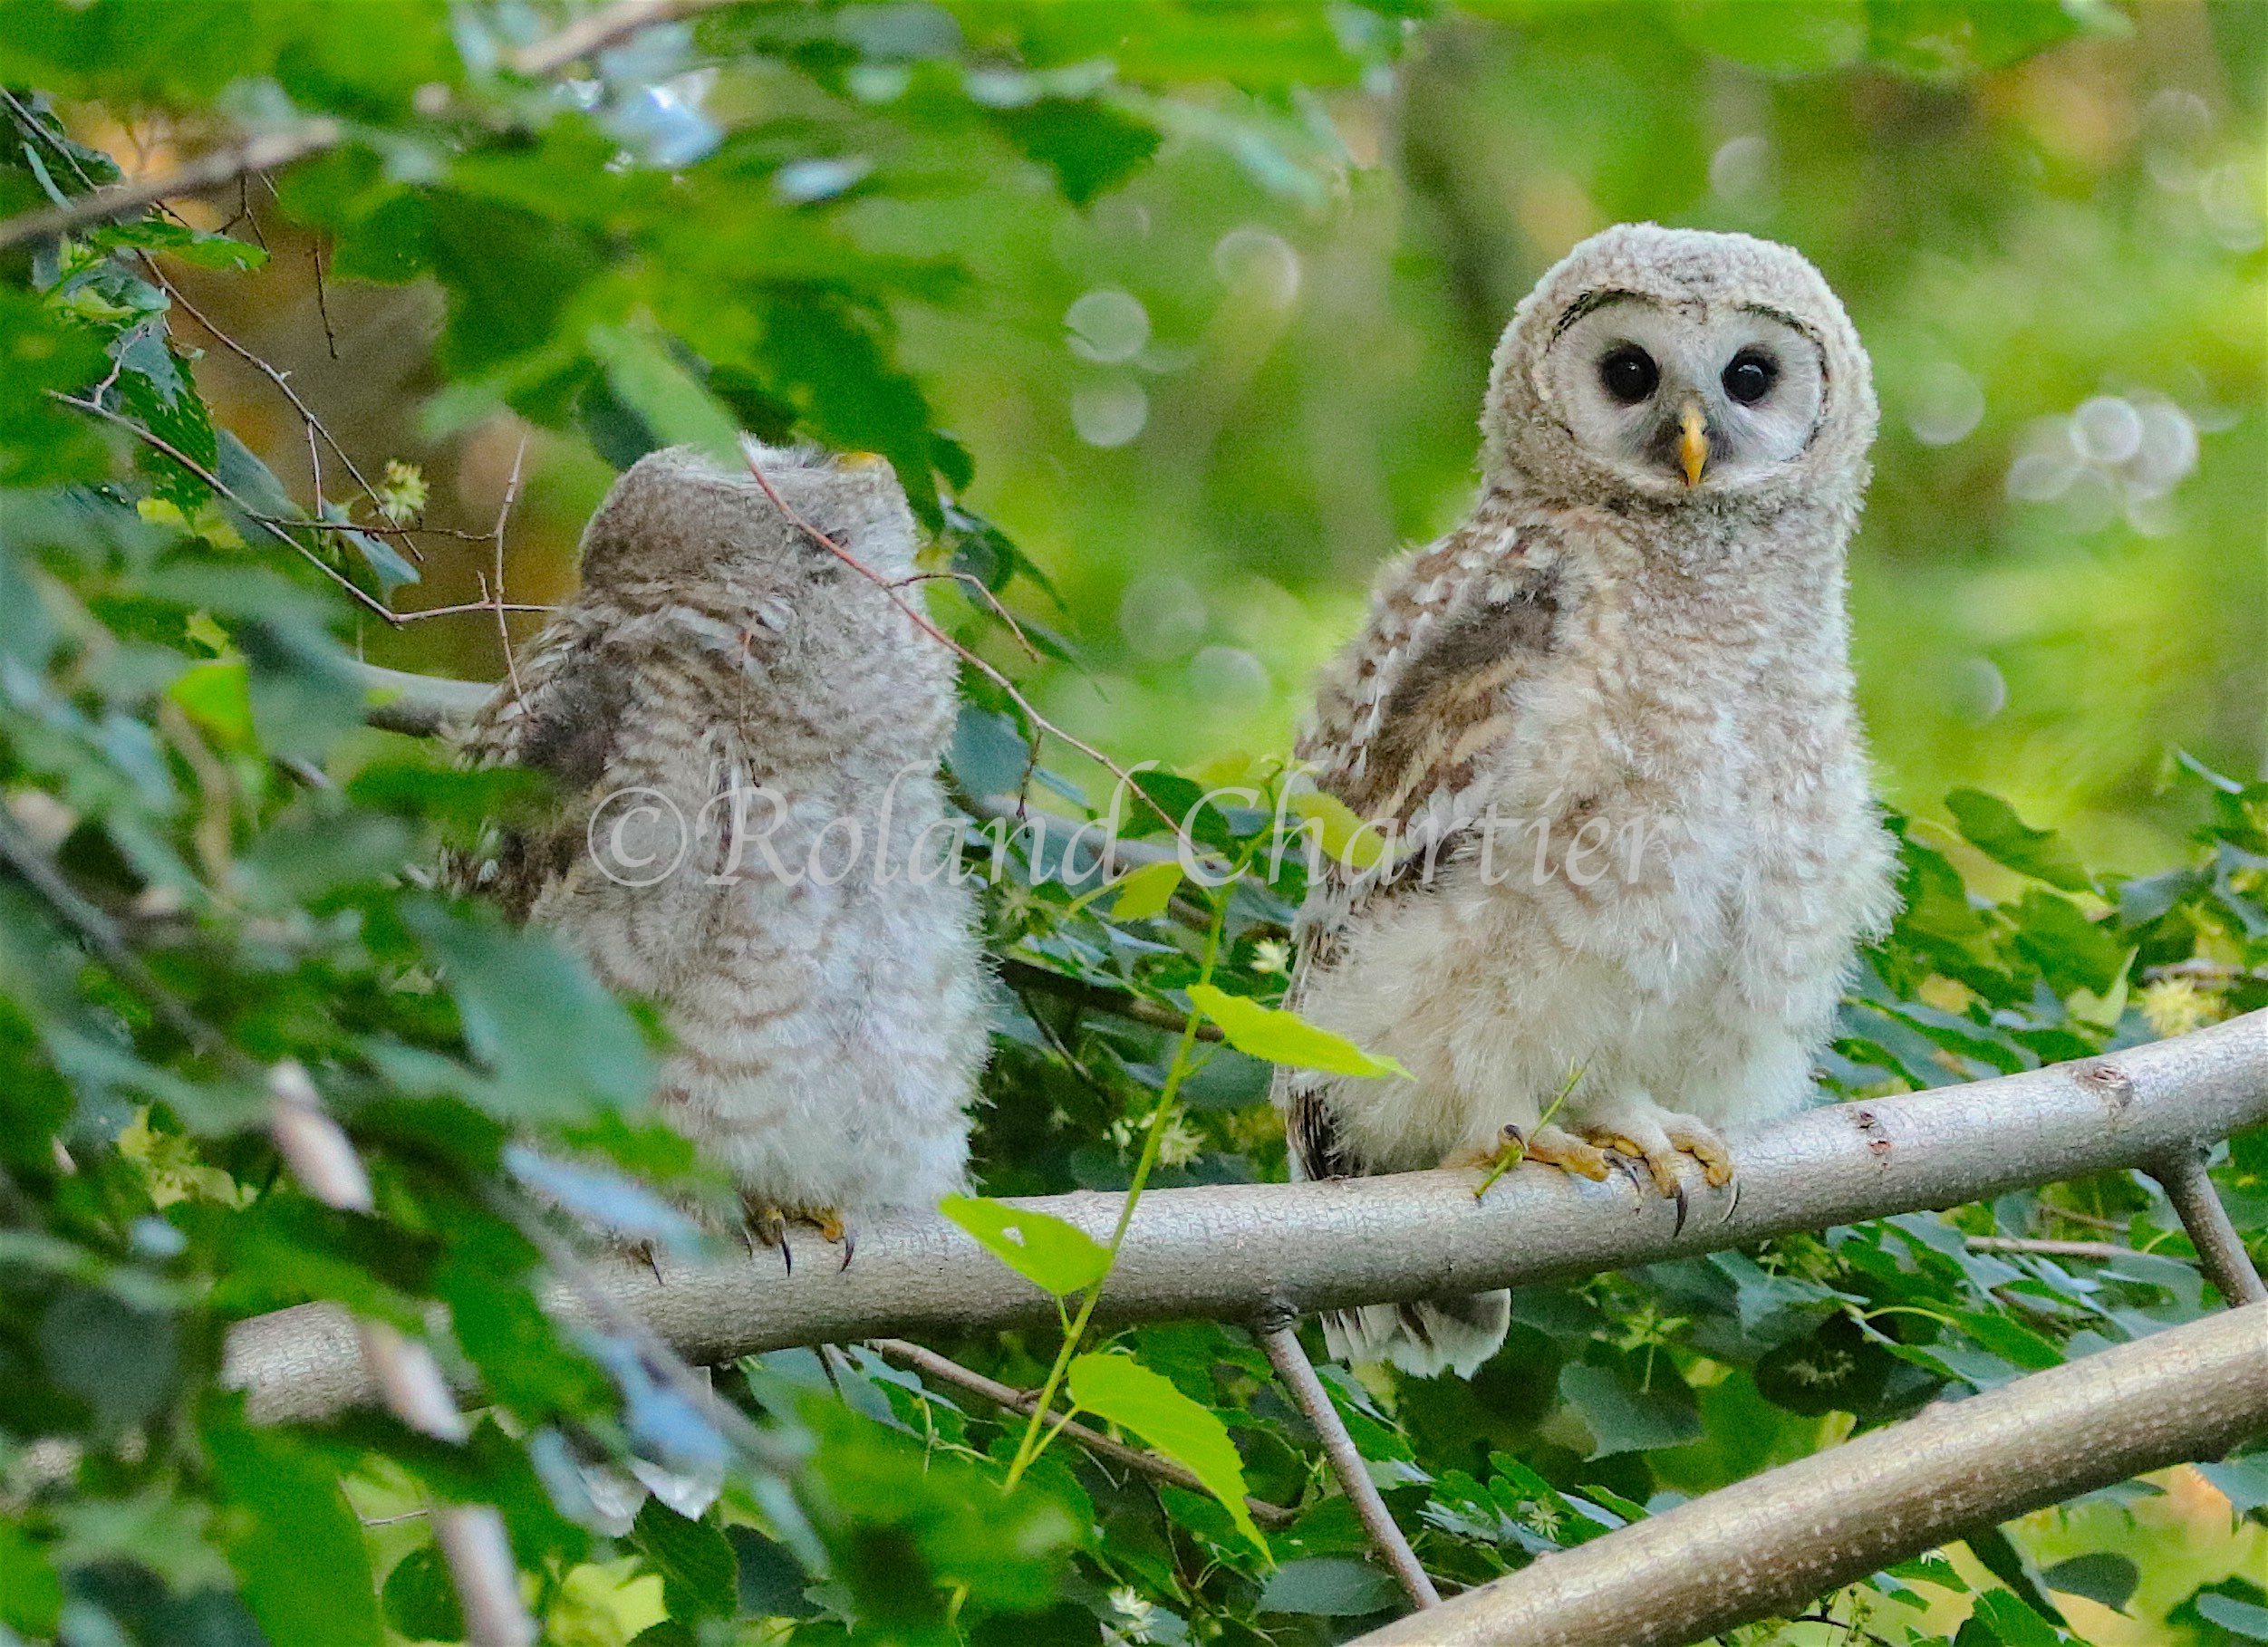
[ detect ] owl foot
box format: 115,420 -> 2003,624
1578,1112 -> 1734,1236
739,1197 -> 855,1275
1463,1123 -> 1612,1200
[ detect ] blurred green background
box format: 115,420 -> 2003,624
172,0 -> 2265,872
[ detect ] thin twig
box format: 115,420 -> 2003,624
1255,1318 -> 1438,1610
490,436 -> 529,704
897,569 -> 1045,664
1964,1237 -> 2141,1261
49,391 -> 401,624
153,274 -> 398,540
866,1339 -> 1296,1527
741,441 -> 1182,836
397,600 -> 561,623
308,236 -> 339,361
1000,958 -> 1225,1043
511,0 -> 729,75
2147,1148 -> 2267,1305
0,120 -> 343,253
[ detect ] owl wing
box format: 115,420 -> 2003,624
442,619 -> 639,923
1276,519 -> 1562,1182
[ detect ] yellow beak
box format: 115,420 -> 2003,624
1678,401 -> 1709,487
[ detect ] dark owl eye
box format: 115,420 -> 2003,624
1598,345 -> 1659,405
1722,350 -> 1777,404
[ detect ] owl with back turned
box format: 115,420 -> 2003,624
451,443 -> 988,1259
1275,225 -> 1897,1376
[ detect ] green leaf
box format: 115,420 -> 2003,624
1963,1587 -> 2068,1646
1109,859 -> 1183,920
1183,984 -> 1407,1079
938,1194 -> 1111,1296
1951,1309 -> 2065,1372
728,1525 -> 818,1620
1964,1525 -> 2070,1633
990,99 -> 1161,205
204,1416 -> 381,1647
2196,1593 -> 2268,1641
631,1498 -> 738,1623
381,1546 -> 464,1643
38,1286 -> 179,1426
1675,0 -> 1867,72
2040,1551 -> 2137,1613
1286,791 -> 1387,870
1257,1556 -> 1401,1616
1556,1363 -> 1704,1458
1066,1351 -> 1268,1557
0,1523 -> 62,1638
0,289 -> 111,486
586,321 -> 744,466
1945,790 -> 2094,893
406,901 -> 657,1120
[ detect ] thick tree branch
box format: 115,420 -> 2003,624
223,1012 -> 2268,1423
0,121 -> 343,254
1350,1299 -> 2268,1647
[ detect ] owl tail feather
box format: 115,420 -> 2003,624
1323,1290 -> 1510,1380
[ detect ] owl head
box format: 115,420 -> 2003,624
1481,224 -> 1877,513
576,440 -> 919,596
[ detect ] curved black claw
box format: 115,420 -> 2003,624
1607,1151 -> 1648,1196
837,1227 -> 856,1272
631,1238 -> 664,1286
1672,1180 -> 1690,1238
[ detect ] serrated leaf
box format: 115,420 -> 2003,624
1556,1363 -> 1703,1458
1257,1556 -> 1399,1616
1067,1351 -> 1268,1558
1183,984 -> 1407,1079
2197,1592 -> 2268,1641
631,1498 -> 737,1623
939,1194 -> 1111,1296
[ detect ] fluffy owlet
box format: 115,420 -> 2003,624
1276,226 -> 1897,1375
450,443 -> 989,1260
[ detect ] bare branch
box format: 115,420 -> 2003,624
2150,1146 -> 2267,1305
1964,1236 -> 2142,1261
511,0 -> 738,77
1350,1300 -> 2268,1647
0,121 -> 343,253
1256,1318 -> 1439,1608
221,1012 -> 2268,1421
49,391 -> 401,624
357,662 -> 497,737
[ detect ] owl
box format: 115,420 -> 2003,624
1276,225 -> 1897,1376
450,443 -> 989,1265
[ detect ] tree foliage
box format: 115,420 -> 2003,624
0,5 -> 2260,1646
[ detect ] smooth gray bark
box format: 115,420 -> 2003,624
225,1010 -> 2266,1423
1353,1300 -> 2268,1647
